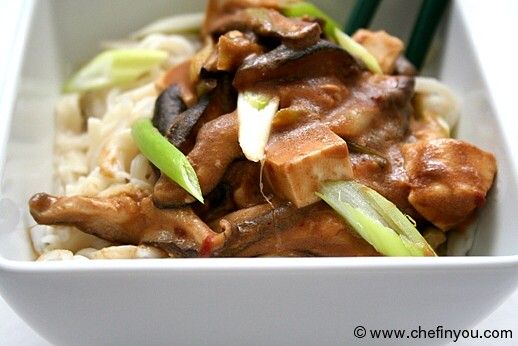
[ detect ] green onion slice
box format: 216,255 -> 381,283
334,28 -> 382,74
131,118 -> 203,203
317,181 -> 436,256
64,49 -> 168,93
281,1 -> 341,41
280,1 -> 383,74
130,13 -> 203,40
237,91 -> 280,162
244,92 -> 272,110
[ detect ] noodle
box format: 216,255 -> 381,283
414,76 -> 460,128
31,20 -> 201,259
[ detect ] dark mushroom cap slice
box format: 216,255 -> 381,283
212,202 -> 302,256
152,84 -> 186,135
208,8 -> 322,49
167,94 -> 210,148
212,201 -> 379,257
233,39 -> 359,90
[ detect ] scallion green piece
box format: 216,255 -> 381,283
281,1 -> 340,41
335,202 -> 413,256
280,1 -> 382,74
64,49 -> 168,93
244,92 -> 272,111
317,181 -> 436,256
334,28 -> 382,74
362,186 -> 436,256
131,118 -> 203,203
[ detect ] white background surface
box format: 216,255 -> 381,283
0,0 -> 516,345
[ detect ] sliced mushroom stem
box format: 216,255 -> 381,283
208,8 -> 321,49
29,193 -> 230,257
153,111 -> 242,207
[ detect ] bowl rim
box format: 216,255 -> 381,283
1,256 -> 518,273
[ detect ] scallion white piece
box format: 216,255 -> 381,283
64,49 -> 168,93
130,13 -> 204,40
237,92 -> 280,162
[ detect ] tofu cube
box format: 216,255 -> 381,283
265,125 -> 353,208
352,29 -> 404,74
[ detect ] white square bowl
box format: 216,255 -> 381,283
0,0 -> 517,344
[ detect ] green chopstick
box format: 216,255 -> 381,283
344,0 -> 382,35
406,0 -> 450,70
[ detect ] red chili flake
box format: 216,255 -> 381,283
199,235 -> 214,257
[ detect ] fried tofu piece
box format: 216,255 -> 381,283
402,138 -> 497,230
265,125 -> 353,207
353,29 -> 404,74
